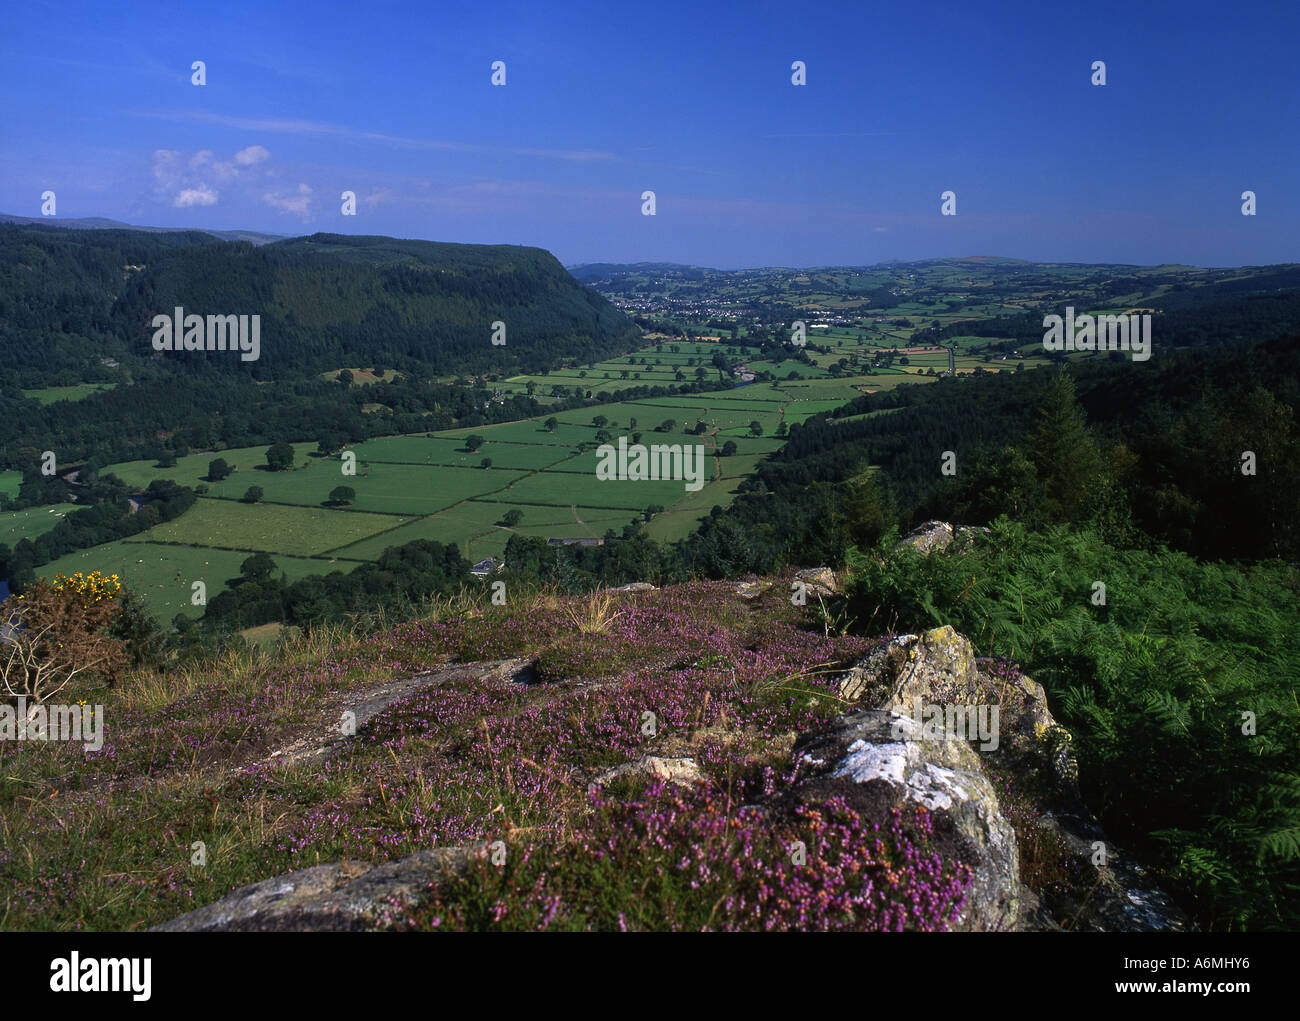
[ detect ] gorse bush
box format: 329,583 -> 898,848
844,520 -> 1300,930
1,571 -> 126,704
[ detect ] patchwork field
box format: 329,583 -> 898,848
348,435 -> 571,471
78,392 -> 785,616
36,280 -> 1066,619
492,341 -> 735,397
478,468 -> 708,511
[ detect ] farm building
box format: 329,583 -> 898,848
470,557 -> 504,579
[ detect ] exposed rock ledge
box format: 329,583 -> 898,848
151,846 -> 488,932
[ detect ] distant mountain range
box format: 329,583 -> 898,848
0,212 -> 291,245
566,257 -> 1040,281
567,261 -> 714,280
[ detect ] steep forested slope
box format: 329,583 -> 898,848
0,225 -> 216,382
0,224 -> 640,387
110,233 -> 638,379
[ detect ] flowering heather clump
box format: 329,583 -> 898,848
405,780 -> 973,931
247,585 -> 870,877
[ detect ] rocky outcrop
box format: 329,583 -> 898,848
793,566 -> 838,596
837,625 -> 984,710
735,578 -> 771,599
737,567 -> 837,601
830,625 -> 1189,931
265,658 -> 534,771
1031,807 -> 1189,931
897,520 -> 989,554
792,709 -> 1021,931
899,520 -> 955,553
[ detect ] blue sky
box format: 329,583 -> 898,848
2,0 -> 1296,268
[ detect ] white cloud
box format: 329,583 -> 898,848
263,182 -> 313,218
173,186 -> 218,208
150,145 -> 274,208
235,145 -> 270,166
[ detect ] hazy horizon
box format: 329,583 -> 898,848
4,213 -> 1284,275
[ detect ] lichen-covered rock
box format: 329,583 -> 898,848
792,709 -> 1021,931
899,520 -> 955,553
590,755 -> 703,792
837,627 -> 983,710
793,566 -> 838,596
1002,671 -> 1081,797
829,630 -> 1188,931
836,634 -> 913,703
838,630 -> 1071,770
898,521 -> 987,555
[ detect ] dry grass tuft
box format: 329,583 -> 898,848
563,590 -> 623,635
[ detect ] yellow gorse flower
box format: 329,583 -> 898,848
49,570 -> 122,603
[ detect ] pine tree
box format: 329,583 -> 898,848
1027,371 -> 1105,522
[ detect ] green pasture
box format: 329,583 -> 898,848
131,499 -> 400,557
478,468 -> 704,511
745,360 -> 827,378
200,460 -> 527,517
21,383 -> 118,405
0,503 -> 81,544
103,442 -> 319,489
349,435 -> 573,471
